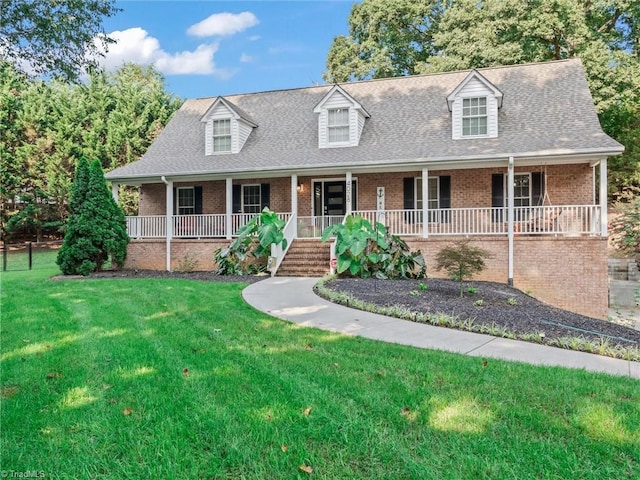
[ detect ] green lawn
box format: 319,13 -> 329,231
1,266 -> 639,479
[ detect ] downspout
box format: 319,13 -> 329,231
161,176 -> 172,272
507,157 -> 514,286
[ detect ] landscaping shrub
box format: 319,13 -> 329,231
435,240 -> 491,296
56,158 -> 128,275
609,198 -> 640,263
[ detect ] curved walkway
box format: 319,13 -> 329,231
243,277 -> 639,379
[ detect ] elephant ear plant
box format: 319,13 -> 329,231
321,214 -> 425,279
214,208 -> 287,275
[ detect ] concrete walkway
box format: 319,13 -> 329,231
243,277 -> 639,380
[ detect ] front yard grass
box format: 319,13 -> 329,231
1,267 -> 639,479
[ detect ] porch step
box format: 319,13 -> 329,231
276,239 -> 331,277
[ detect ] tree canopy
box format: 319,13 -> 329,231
1,62 -> 182,240
0,0 -> 119,81
325,0 -> 640,197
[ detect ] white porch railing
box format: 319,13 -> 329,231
126,206 -> 601,239
297,215 -> 344,238
269,213 -> 297,276
126,213 -> 294,239
126,215 -> 166,238
352,205 -> 602,236
173,214 -> 226,237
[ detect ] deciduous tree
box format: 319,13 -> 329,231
0,0 -> 119,81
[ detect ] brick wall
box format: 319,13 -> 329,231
138,164 -> 594,216
125,239 -> 229,271
406,236 -> 608,319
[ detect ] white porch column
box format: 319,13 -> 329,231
422,167 -> 429,238
226,177 -> 233,240
345,171 -> 353,215
507,156 -> 515,286
599,158 -> 607,236
111,183 -> 119,203
164,178 -> 173,272
291,174 -> 298,238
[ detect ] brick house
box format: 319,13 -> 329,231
105,59 -> 623,318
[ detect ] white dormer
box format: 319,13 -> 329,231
313,85 -> 370,149
201,97 -> 257,155
447,70 -> 503,140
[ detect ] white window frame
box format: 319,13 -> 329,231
242,184 -> 261,214
327,108 -> 350,144
415,177 -> 440,210
176,187 -> 195,215
212,119 -> 232,153
504,173 -> 532,207
462,97 -> 488,137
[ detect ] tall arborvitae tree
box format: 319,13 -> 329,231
56,157 -> 96,275
85,158 -> 128,269
56,158 -> 128,275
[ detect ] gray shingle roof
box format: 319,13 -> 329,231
106,59 -> 623,181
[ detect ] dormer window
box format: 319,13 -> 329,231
462,97 -> 487,136
314,85 -> 370,149
212,119 -> 232,152
201,97 -> 257,155
328,108 -> 350,143
447,70 -> 502,140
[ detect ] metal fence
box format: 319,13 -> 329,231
1,241 -> 62,271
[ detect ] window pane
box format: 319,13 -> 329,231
212,119 -> 232,152
462,97 -> 488,136
243,185 -> 261,213
328,126 -> 349,143
213,119 -> 230,135
213,136 -> 231,152
328,108 -> 349,126
178,188 -> 195,215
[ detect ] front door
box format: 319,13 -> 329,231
313,180 -> 357,217
324,181 -> 346,215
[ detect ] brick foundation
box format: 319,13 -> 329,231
125,239 -> 230,271
406,236 -> 608,319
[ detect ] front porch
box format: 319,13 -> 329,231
126,204 -> 603,240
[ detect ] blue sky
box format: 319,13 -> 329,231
99,1 -> 356,99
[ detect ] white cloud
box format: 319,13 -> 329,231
187,12 -> 259,37
94,28 -> 219,76
249,35 -> 261,41
240,53 -> 254,63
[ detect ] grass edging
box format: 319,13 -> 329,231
314,276 -> 640,362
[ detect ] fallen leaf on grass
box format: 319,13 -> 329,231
305,344 -> 313,350
303,407 -> 312,416
46,372 -> 62,379
400,407 -> 411,416
299,465 -> 313,474
482,361 -> 489,368
123,408 -> 133,415
182,368 -> 189,376
280,445 -> 288,452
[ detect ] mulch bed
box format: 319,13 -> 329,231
320,278 -> 640,349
